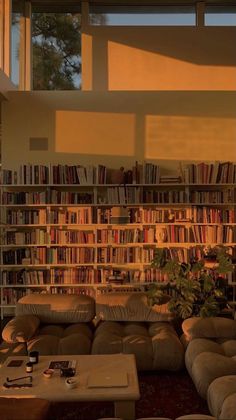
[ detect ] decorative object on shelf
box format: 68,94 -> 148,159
110,167 -> 125,184
155,226 -> 167,243
110,206 -> 130,224
147,245 -> 234,319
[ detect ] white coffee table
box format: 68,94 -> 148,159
0,354 -> 140,420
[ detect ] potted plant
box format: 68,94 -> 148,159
147,245 -> 234,319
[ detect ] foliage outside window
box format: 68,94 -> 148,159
32,12 -> 81,90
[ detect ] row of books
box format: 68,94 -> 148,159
1,268 -> 160,285
97,228 -> 156,244
2,191 -> 94,205
2,161 -> 236,186
4,229 -> 49,245
1,288 -> 38,305
1,162 -> 161,185
1,267 -> 102,285
2,247 -> 96,265
5,209 -> 47,225
5,206 -> 236,226
2,245 -> 235,269
4,208 -> 93,225
2,269 -> 49,285
2,188 -> 236,206
189,225 -> 236,244
3,225 -> 236,246
190,189 -> 235,204
97,247 -> 142,264
50,229 -> 95,245
183,162 -> 236,184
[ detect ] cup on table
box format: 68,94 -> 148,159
26,362 -> 33,373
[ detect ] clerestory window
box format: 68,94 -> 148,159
89,5 -> 196,26
32,4 -> 81,90
205,5 -> 236,26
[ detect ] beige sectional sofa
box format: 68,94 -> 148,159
3,295 -> 236,419
182,317 -> 236,420
0,292 -> 184,371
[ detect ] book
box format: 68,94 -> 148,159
48,360 -> 76,370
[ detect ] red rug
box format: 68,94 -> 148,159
47,369 -> 209,420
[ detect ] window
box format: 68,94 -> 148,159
11,1 -> 24,87
32,5 -> 81,90
89,5 -> 196,26
205,6 -> 236,26
11,11 -> 21,86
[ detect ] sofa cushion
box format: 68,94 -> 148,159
27,335 -> 60,354
16,293 -> 95,323
185,338 -> 225,374
220,392 -> 236,420
2,314 -> 40,343
58,333 -> 91,354
151,324 -> 184,371
191,352 -> 236,399
27,322 -> 93,355
96,292 -> 173,322
92,320 -> 184,371
176,416 -> 216,420
207,375 -> 236,419
182,317 -> 236,341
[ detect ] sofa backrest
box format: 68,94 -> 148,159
16,293 -> 95,324
96,291 -> 174,322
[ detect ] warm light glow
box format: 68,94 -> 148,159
108,41 -> 236,90
55,111 -> 135,155
145,115 -> 236,160
81,33 -> 93,91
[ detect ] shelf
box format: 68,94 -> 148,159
1,161 -> 236,318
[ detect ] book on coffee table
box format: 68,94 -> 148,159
48,360 -> 76,370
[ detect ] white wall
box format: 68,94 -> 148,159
2,24 -> 236,172
2,91 -> 236,174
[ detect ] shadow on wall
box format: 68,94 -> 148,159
83,26 -> 236,90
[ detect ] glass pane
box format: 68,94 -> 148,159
32,12 -> 81,90
205,6 -> 236,26
11,12 -> 21,87
89,5 -> 196,26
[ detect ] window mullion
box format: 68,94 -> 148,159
196,1 -> 205,27
19,1 -> 31,90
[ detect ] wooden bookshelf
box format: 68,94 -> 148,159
0,162 -> 236,318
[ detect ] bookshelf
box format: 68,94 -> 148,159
0,162 -> 236,318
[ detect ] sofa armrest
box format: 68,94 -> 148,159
182,317 -> 236,341
2,315 -> 40,343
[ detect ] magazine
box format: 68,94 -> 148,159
49,360 -> 70,370
48,360 -> 76,370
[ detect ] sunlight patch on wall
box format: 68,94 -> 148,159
108,41 -> 236,90
81,33 -> 93,91
145,115 -> 236,161
55,111 -> 135,155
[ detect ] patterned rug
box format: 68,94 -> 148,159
47,369 -> 210,420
